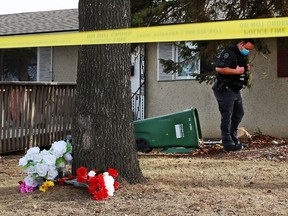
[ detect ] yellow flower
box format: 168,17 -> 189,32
39,180 -> 55,192
43,180 -> 54,187
48,181 -> 54,187
39,185 -> 48,192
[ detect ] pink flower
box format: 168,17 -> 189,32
18,181 -> 35,193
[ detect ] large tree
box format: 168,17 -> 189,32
72,0 -> 145,184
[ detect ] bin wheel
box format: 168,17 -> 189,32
136,138 -> 153,153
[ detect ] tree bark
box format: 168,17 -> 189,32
72,0 -> 145,184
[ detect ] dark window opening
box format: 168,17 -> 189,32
277,37 -> 288,77
0,48 -> 37,81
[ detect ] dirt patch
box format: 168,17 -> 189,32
0,135 -> 288,215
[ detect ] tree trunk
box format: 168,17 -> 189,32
72,0 -> 145,184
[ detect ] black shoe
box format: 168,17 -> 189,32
233,140 -> 249,148
241,143 -> 249,148
224,144 -> 243,151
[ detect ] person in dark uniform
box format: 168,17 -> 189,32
212,39 -> 255,151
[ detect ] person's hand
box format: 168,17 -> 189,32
247,64 -> 251,72
235,66 -> 245,74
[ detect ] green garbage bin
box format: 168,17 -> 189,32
134,107 -> 202,153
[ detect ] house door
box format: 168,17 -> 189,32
131,46 -> 145,121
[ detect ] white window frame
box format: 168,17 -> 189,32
157,42 -> 200,81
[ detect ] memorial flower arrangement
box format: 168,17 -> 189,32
18,140 -> 73,193
55,166 -> 119,201
18,139 -> 119,201
68,166 -> 119,200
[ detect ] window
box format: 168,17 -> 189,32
277,37 -> 288,77
177,42 -> 200,80
157,42 -> 200,81
0,48 -> 37,81
0,47 -> 52,81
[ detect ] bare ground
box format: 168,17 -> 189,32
0,134 -> 288,216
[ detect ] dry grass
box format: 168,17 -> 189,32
0,153 -> 288,216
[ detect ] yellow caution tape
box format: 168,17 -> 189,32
0,16 -> 287,48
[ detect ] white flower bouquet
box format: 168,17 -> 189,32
19,140 -> 72,191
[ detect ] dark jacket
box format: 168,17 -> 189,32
216,45 -> 249,91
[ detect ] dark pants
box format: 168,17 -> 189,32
212,81 -> 244,146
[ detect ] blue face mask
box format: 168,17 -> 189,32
240,48 -> 249,56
